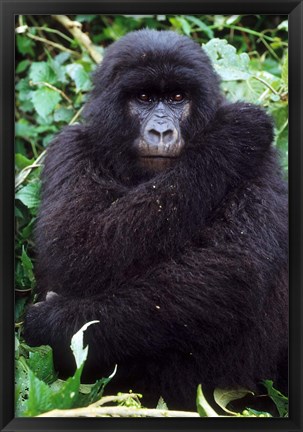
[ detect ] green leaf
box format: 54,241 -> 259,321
32,87 -> 62,119
55,52 -> 71,65
15,120 -> 37,139
15,335 -> 20,354
16,60 -> 31,74
270,103 -> 288,131
156,396 -> 168,410
29,62 -> 56,84
262,380 -> 288,417
70,320 -> 100,369
49,59 -> 68,84
76,15 -> 97,23
15,205 -> 24,219
20,246 -> 35,286
28,346 -> 57,384
16,35 -> 35,57
16,79 -> 34,103
15,153 -> 34,170
169,17 -> 192,36
66,63 -> 92,92
213,388 -> 254,415
78,375 -> 114,406
25,369 -> 55,416
184,16 -> 214,38
242,408 -> 272,417
282,51 -> 288,86
21,219 -> 35,240
196,384 -> 219,417
15,358 -> 30,416
16,181 -> 41,211
203,38 -> 251,81
226,15 -> 241,25
54,107 -> 74,123
15,297 -> 28,322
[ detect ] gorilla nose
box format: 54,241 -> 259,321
144,122 -> 178,147
147,128 -> 175,145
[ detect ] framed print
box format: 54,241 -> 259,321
1,1 -> 302,431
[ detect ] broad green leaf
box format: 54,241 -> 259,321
25,369 -> 55,416
262,380 -> 288,417
16,35 -> 35,57
196,384 -> 219,417
70,320 -> 100,369
15,120 -> 37,139
32,87 -> 62,119
28,346 -> 57,385
16,181 -> 41,211
15,153 -> 34,170
29,62 -> 56,84
49,59 -> 68,84
16,79 -> 34,103
54,107 -> 74,123
203,38 -> 251,81
270,104 -> 288,131
66,63 -> 92,92
49,367 -> 83,410
213,388 -> 254,415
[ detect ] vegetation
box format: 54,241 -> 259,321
15,14 -> 288,417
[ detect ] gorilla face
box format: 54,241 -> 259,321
129,89 -> 190,171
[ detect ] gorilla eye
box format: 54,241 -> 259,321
170,93 -> 184,103
138,93 -> 151,102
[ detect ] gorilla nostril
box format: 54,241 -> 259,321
147,129 -> 161,144
163,129 -> 174,144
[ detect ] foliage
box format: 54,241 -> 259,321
15,14 -> 288,416
15,321 -> 114,416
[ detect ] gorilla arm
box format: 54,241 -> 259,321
36,103 -> 274,295
24,183 -> 286,375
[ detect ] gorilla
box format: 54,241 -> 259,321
24,29 -> 288,411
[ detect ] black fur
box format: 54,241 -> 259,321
24,30 -> 288,410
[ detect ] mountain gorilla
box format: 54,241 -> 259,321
24,29 -> 288,410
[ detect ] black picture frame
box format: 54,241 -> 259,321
1,1 -> 302,431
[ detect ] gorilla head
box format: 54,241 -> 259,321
84,29 -> 222,175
